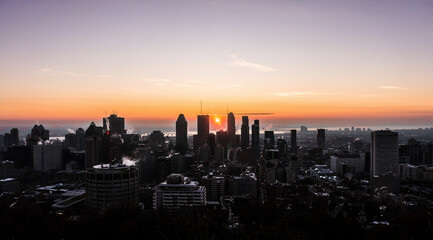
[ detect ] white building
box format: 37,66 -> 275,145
33,144 -> 63,171
399,164 -> 419,180
153,174 -> 206,211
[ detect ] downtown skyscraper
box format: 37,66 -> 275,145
371,130 -> 399,177
241,116 -> 249,150
252,120 -> 259,150
317,129 -> 326,149
227,112 -> 236,147
197,115 -> 209,147
176,114 -> 188,154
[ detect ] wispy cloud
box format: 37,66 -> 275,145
379,86 -> 408,90
36,68 -> 80,76
229,54 -> 275,72
273,92 -> 342,97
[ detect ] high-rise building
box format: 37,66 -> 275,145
208,133 -> 216,155
264,131 -> 275,149
428,141 -> 433,164
148,130 -> 166,150
290,129 -> 297,153
175,114 -> 188,153
103,114 -> 125,135
153,174 -> 206,212
399,139 -> 423,164
227,112 -> 236,147
85,122 -> 105,169
227,173 -> 257,197
86,163 -> 138,211
10,128 -> 18,146
371,130 -> 399,177
75,128 -> 85,151
202,174 -> 225,201
33,143 -> 63,171
197,115 -> 209,146
216,130 -> 227,148
64,133 -> 76,149
252,120 -> 260,150
241,116 -> 249,150
29,124 -> 49,145
4,133 -> 11,147
317,129 -> 326,149
277,138 -> 287,157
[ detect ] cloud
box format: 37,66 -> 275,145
36,68 -> 79,76
379,86 -> 408,90
97,75 -> 114,78
229,54 -> 275,72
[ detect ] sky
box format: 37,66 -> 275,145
1,0 -> 433,131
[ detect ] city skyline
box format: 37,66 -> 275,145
1,0 -> 433,128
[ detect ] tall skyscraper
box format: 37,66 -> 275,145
175,114 -> 188,153
10,128 -> 18,146
290,129 -> 297,153
227,112 -> 236,147
241,116 -> 249,150
76,128 -> 85,151
264,131 -> 275,149
216,130 -> 227,148
317,129 -> 326,149
85,122 -> 105,169
371,130 -> 399,177
277,138 -> 287,157
30,124 -> 49,142
252,120 -> 260,150
197,115 -> 209,146
103,114 -> 125,134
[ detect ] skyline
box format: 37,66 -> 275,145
1,0 -> 433,128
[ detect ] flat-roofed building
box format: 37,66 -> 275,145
153,174 -> 206,212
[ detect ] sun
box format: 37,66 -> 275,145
215,118 -> 220,123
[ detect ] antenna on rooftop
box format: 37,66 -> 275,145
200,100 -> 203,114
